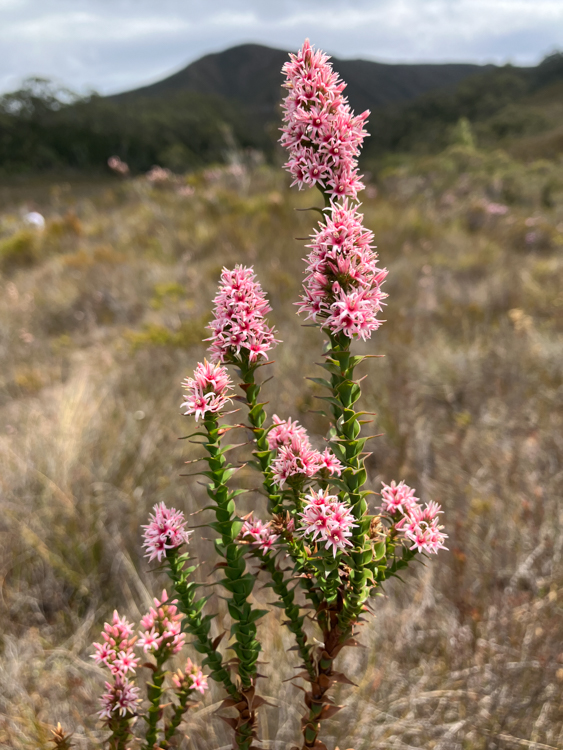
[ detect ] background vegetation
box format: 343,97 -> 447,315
0,78 -> 265,175
1,131 -> 562,748
1,49 -> 563,175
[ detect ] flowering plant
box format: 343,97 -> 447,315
91,592 -> 208,750
76,39 -> 447,750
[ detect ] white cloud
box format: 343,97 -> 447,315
0,0 -> 562,95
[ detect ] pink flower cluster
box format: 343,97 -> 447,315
99,675 -> 140,719
172,658 -> 208,695
241,513 -> 280,553
298,488 -> 357,556
298,200 -> 388,340
485,202 -> 509,216
92,612 -> 140,719
92,611 -> 139,676
107,155 -> 129,176
268,415 -> 343,487
137,590 -> 185,656
142,502 -> 192,562
267,414 -> 308,451
206,265 -> 278,364
181,360 -> 232,421
380,481 -> 448,555
280,39 -> 369,201
92,599 -> 202,722
146,165 -> 173,183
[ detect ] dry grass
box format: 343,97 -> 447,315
1,150 -> 562,749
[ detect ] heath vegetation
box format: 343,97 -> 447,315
1,41 -> 563,750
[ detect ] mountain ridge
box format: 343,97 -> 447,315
112,43 -> 493,119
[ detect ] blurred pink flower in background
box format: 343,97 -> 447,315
107,156 -> 129,176
485,202 -> 509,215
146,165 -> 172,183
177,184 -> 195,197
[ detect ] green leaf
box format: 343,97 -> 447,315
307,376 -> 332,389
316,395 -> 344,408
225,576 -> 254,597
247,608 -> 269,623
231,520 -> 244,538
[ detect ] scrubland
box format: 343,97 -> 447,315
1,146 -> 563,749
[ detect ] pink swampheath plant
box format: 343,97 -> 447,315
91,593 -> 208,750
80,38 -> 447,750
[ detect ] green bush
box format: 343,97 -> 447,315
0,229 -> 39,270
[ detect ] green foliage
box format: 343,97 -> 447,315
0,78 -> 268,174
2,51 -> 563,175
450,117 -> 476,148
0,229 -> 39,270
364,57 -> 563,162
149,282 -> 186,309
124,317 -> 207,351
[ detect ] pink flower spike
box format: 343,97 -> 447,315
298,488 -> 357,556
296,200 -> 388,341
137,628 -> 161,653
91,641 -> 115,666
206,265 -> 280,364
142,502 -> 192,562
381,481 -> 448,556
280,40 -> 368,202
112,649 -> 139,676
423,500 -> 443,521
242,513 -> 280,554
380,480 -> 418,515
98,675 -> 140,720
182,360 -> 233,421
319,447 -> 343,476
92,610 -> 137,676
267,415 -> 309,451
268,419 -> 343,488
138,588 -> 185,660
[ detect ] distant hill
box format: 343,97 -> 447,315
1,46 -> 562,175
113,43 -> 490,120
363,51 -> 563,159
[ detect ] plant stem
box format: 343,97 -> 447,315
165,549 -> 239,699
254,549 -> 315,681
202,413 -> 262,749
143,658 -> 166,750
325,333 -> 372,632
237,361 -> 325,627
163,686 -> 194,747
107,715 -> 134,750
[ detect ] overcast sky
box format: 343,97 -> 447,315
1,0 -> 562,96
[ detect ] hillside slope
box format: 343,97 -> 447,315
363,52 -> 563,160
2,47 -> 562,175
114,43 -> 489,118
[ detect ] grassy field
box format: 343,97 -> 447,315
1,146 -> 563,749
